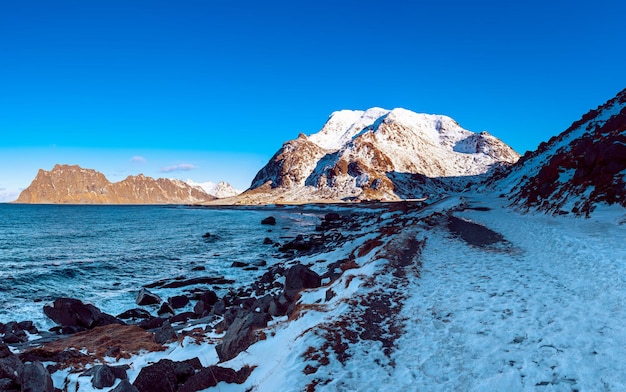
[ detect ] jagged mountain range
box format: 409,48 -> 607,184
245,108 -> 520,202
15,165 -> 219,204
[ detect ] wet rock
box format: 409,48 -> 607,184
167,295 -> 190,309
136,317 -> 165,330
43,298 -> 122,330
135,289 -> 161,306
261,216 -> 276,225
2,331 -> 27,344
178,366 -> 253,392
283,264 -> 322,301
263,237 -> 274,245
146,276 -> 234,289
193,290 -> 219,317
169,312 -> 196,324
190,266 -> 205,271
202,232 -> 211,239
19,361 -> 54,392
215,311 -> 271,362
117,309 -> 152,320
231,261 -> 248,268
158,302 -> 175,318
17,321 -> 38,335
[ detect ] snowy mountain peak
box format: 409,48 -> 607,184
246,107 -> 520,203
185,179 -> 241,198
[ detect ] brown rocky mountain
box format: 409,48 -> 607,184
15,164 -> 216,204
497,87 -> 626,216
244,108 -> 519,203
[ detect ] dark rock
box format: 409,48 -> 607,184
146,277 -> 234,289
132,360 -> 177,392
231,261 -> 248,268
211,299 -> 227,316
110,379 -> 139,392
324,212 -> 341,221
43,298 -> 122,330
0,323 -> 4,334
261,216 -> 276,225
117,309 -> 152,320
253,259 -> 267,267
215,311 -> 272,362
135,289 -> 161,306
169,312 -> 196,324
158,302 -> 175,318
202,232 -> 211,239
252,295 -> 274,314
0,377 -> 19,391
190,266 -> 205,271
0,343 -> 23,384
92,365 -> 116,389
19,361 -> 54,392
154,321 -> 177,344
2,331 -> 27,344
18,321 -> 38,335
178,366 -> 253,392
110,365 -> 130,380
168,295 -> 190,309
283,264 -> 322,301
199,290 -> 218,306
263,237 -> 274,245
136,317 -> 165,330
133,359 -> 200,392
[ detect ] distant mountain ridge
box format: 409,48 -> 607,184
245,108 -> 519,202
185,179 -> 242,198
15,164 -> 216,204
497,87 -> 626,216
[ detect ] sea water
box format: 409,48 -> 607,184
0,203 -> 322,330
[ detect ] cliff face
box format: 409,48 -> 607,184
15,164 -> 215,204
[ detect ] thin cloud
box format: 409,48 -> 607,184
130,156 -> 147,163
160,163 -> 198,173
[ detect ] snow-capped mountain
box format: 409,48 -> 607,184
185,179 -> 241,198
497,88 -> 626,216
247,108 -> 519,202
15,164 -> 216,204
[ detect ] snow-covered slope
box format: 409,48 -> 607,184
497,87 -> 626,216
247,108 -> 519,202
185,179 -> 241,198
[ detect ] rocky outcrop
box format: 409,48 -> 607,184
15,164 -> 216,204
43,297 -> 122,332
499,87 -> 626,216
243,108 -> 519,202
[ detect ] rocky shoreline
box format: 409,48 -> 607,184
1,205 -> 402,392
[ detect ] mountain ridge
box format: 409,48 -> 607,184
244,107 -> 520,203
15,164 -> 216,204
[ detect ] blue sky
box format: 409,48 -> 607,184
1,0 -> 625,201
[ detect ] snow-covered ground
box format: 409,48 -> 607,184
46,194 -> 626,391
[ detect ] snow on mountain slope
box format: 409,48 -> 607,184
185,179 -> 241,198
497,87 -> 626,216
247,108 -> 519,202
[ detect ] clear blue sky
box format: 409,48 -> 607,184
1,0 -> 625,201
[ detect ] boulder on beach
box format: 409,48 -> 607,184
43,298 -> 122,330
135,288 -> 162,306
284,264 -> 322,300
